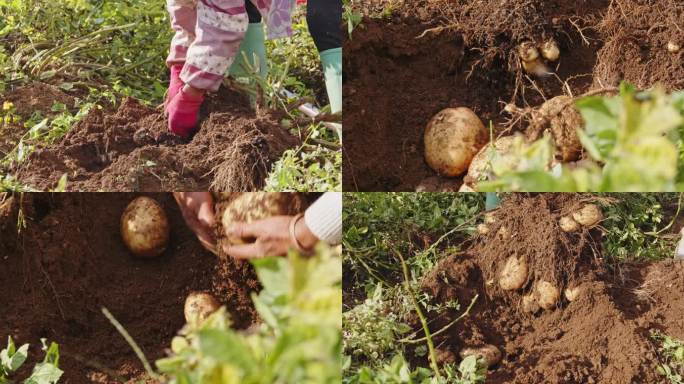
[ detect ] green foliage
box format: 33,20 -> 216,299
601,193 -> 680,263
344,354 -> 486,384
342,0 -> 363,38
343,193 -> 484,286
651,331 -> 684,384
156,246 -> 342,384
479,83 -> 684,191
0,0 -> 170,102
0,336 -> 63,384
265,126 -> 342,192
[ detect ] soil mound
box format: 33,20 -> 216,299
344,0 -> 683,191
418,194 -> 684,383
0,193 -> 259,383
5,86 -> 297,191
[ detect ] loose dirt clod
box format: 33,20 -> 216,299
4,87 -> 298,191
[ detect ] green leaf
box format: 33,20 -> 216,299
23,362 -> 63,384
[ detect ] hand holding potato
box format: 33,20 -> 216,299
223,215 -> 319,259
173,192 -> 217,254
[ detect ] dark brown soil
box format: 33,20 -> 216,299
1,84 -> 298,191
0,193 -> 260,383
343,0 -> 683,191
417,194 -> 684,383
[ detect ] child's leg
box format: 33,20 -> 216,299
180,0 -> 250,92
167,0 -> 198,65
166,0 -> 198,105
229,1 -> 267,79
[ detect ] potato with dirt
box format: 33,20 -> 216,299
536,281 -> 560,309
120,196 -> 170,257
464,135 -> 518,189
499,255 -> 528,290
459,344 -> 502,368
424,108 -> 488,177
184,292 -> 220,327
572,204 -> 603,227
531,96 -> 584,162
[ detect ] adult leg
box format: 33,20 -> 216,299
307,0 -> 342,113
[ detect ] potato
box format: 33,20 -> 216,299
424,108 -> 488,177
564,286 -> 582,302
519,42 -> 549,76
667,41 -> 680,53
497,225 -> 510,240
184,292 -> 220,326
522,292 -> 540,314
499,256 -> 528,290
537,96 -> 583,162
536,281 -> 560,309
120,196 -> 169,257
221,192 -> 306,245
484,213 -> 496,225
540,40 -> 560,61
465,135 -> 517,187
477,224 -> 490,235
559,216 -> 580,232
459,344 -> 502,368
572,204 -> 603,227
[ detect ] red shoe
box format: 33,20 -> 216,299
167,88 -> 205,138
165,64 -> 184,111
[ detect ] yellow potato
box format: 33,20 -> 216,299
424,108 -> 488,177
536,281 -> 560,309
564,286 -> 582,302
499,256 -> 528,290
572,204 -> 603,227
540,39 -> 560,61
120,197 -> 169,257
184,292 -> 220,326
559,216 -> 580,232
459,344 -> 502,367
477,224 -> 490,235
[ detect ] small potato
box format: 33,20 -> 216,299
564,286 -> 582,302
499,256 -> 528,291
484,213 -> 496,225
536,281 -> 560,309
559,216 -> 580,232
477,224 -> 490,235
424,108 -> 488,177
667,41 -> 680,53
497,225 -> 510,240
540,39 -> 560,61
120,197 -> 169,257
184,292 -> 220,326
572,204 -> 603,227
459,344 -> 502,368
522,292 -> 540,314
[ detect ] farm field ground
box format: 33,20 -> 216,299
0,192 -> 342,383
343,0 -> 684,192
0,1 -> 341,192
342,193 -> 684,383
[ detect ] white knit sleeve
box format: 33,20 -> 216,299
304,192 -> 342,245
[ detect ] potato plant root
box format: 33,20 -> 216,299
419,194 -> 684,383
343,0 -> 683,191
2,85 -> 298,191
0,193 -> 260,383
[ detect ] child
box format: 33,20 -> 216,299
165,0 -> 293,137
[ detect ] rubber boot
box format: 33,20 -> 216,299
229,23 -> 268,80
319,47 -> 342,114
485,193 -> 501,211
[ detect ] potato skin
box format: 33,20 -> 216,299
459,344 -> 502,367
536,281 -> 560,309
221,193 -> 306,245
184,292 -> 220,326
559,216 -> 580,232
572,204 -> 603,227
499,256 -> 528,290
120,197 -> 169,257
424,108 -> 488,177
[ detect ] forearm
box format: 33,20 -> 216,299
304,192 -> 342,245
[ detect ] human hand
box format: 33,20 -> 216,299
173,192 -> 217,254
223,215 -> 319,259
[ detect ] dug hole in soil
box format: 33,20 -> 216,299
416,194 -> 684,383
1,83 -> 297,191
0,193 -> 261,383
343,0 -> 684,191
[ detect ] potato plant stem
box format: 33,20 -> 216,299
391,247 -> 442,380
398,293 -> 478,344
101,307 -> 160,380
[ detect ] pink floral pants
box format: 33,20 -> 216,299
166,0 -> 292,91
